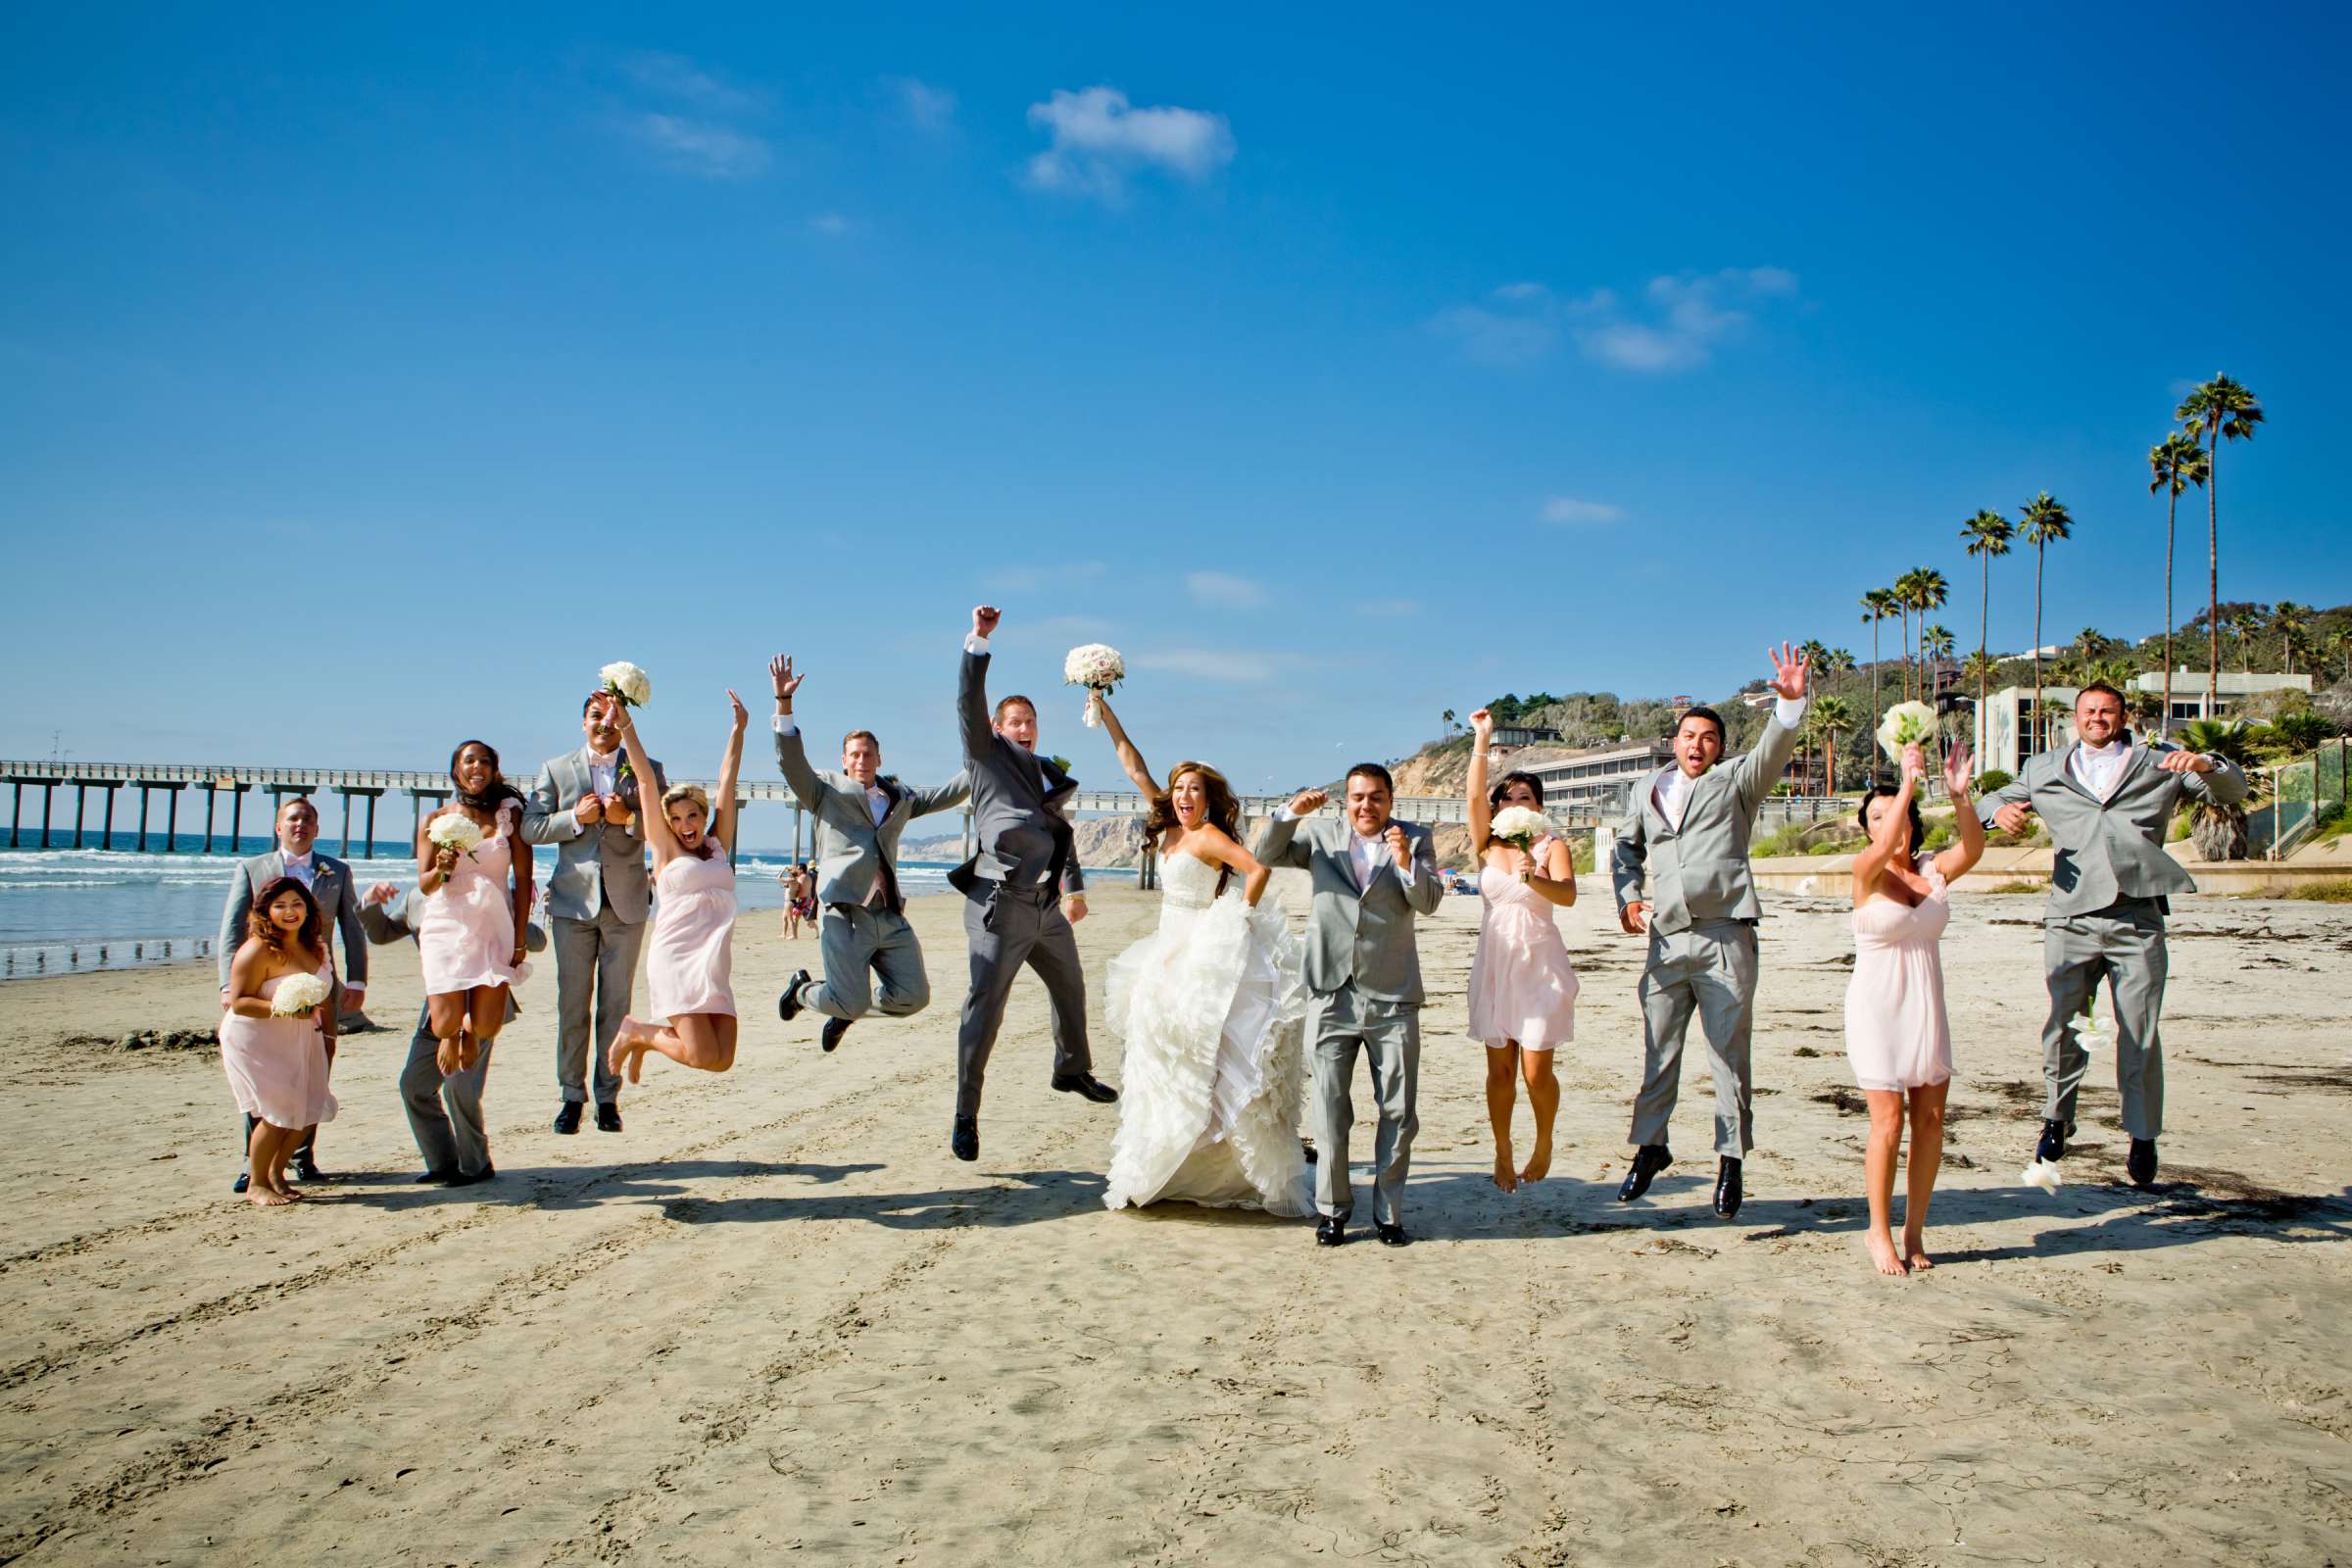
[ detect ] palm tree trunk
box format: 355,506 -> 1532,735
2162,486 -> 2177,739
2032,544 -> 2045,758
1978,557 -> 1991,727
2207,433 -> 2220,716
1868,619 -> 1881,757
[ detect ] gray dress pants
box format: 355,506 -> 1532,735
798,905 -> 931,1021
555,905 -> 644,1104
2039,897 -> 2168,1139
955,883 -> 1090,1119
400,1004 -> 497,1178
1309,983 -> 1421,1225
1628,917 -> 1759,1157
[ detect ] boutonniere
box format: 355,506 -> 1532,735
617,758 -> 635,786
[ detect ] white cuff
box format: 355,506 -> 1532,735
963,634 -> 991,655
1281,808 -> 1306,821
1774,695 -> 1809,728
771,715 -> 798,736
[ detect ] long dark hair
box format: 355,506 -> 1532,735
449,739 -> 525,811
1476,769 -> 1546,854
1143,761 -> 1244,896
247,875 -> 325,962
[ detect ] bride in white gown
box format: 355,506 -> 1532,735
1092,696 -> 1314,1217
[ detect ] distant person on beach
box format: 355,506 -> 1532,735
220,876 -> 338,1206
1253,761 -> 1444,1248
945,606 -> 1115,1162
360,879 -> 546,1187
217,795 -> 366,1193
769,655 -> 970,1054
1465,710 -> 1579,1196
605,691 -> 749,1080
1611,643 -> 1810,1221
417,742 -> 533,1080
1846,741 -> 1984,1276
1975,680 -> 2248,1187
523,693 -> 665,1135
1090,691 -> 1312,1216
779,867 -> 808,940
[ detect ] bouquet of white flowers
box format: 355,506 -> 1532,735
1489,806 -> 1547,851
2021,1158 -> 2064,1196
1063,644 -> 1125,728
427,812 -> 483,880
270,971 -> 333,1019
1875,700 -> 1939,762
600,661 -> 653,709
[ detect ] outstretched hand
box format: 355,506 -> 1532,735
1942,741 -> 1976,798
727,689 -> 749,732
768,655 -> 804,703
972,605 -> 1002,639
2159,749 -> 2215,774
1288,788 -> 1329,816
1767,641 -> 1810,701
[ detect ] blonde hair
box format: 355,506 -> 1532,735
662,782 -> 710,817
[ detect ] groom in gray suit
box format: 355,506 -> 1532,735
767,653 -> 971,1053
522,693 -> 665,1135
946,606 -> 1117,1163
1976,680 -> 2247,1186
1254,765 -> 1443,1248
1610,643 -> 1810,1220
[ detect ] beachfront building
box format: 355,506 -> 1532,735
1975,671 -> 2314,775
1518,739 -> 1676,820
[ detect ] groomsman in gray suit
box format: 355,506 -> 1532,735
1976,680 -> 2247,1186
1611,643 -> 1811,1220
1254,765 -> 1444,1248
946,606 -> 1117,1163
357,880 -> 546,1186
523,693 -> 665,1135
217,795 -> 368,1191
767,653 -> 970,1052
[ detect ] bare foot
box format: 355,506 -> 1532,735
456,1033 -> 480,1071
1902,1234 -> 1934,1270
247,1188 -> 294,1207
1518,1139 -> 1552,1186
1864,1231 -> 1907,1277
1492,1147 -> 1519,1194
436,1038 -> 462,1075
607,1020 -> 635,1078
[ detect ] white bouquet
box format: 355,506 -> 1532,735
1875,700 -> 1938,762
1489,806 -> 1547,851
600,661 -> 653,708
2021,1158 -> 2064,1196
270,971 -> 333,1018
427,812 -> 484,875
1063,643 -> 1125,728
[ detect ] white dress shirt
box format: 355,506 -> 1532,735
1652,695 -> 1807,825
964,632 -> 991,656
280,850 -> 316,889
2068,736 -> 2131,802
1348,830 -> 1390,889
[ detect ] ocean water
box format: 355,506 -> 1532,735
0,840 -> 1133,981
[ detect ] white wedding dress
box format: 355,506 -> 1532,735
1102,852 -> 1315,1216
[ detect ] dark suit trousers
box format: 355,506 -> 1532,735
956,883 -> 1090,1119
400,1004 -> 497,1177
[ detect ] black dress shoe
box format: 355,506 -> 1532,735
231,1172 -> 251,1195
554,1102 -> 583,1135
952,1115 -> 980,1162
415,1169 -> 458,1186
2035,1118 -> 2069,1163
1376,1221 -> 1411,1248
1713,1157 -> 1743,1220
1052,1072 -> 1119,1103
2128,1138 -> 2159,1187
821,1016 -> 853,1054
777,970 -> 811,1022
445,1163 -> 496,1189
1315,1216 -> 1348,1247
290,1154 -> 326,1184
1616,1144 -> 1672,1202
1301,1140 -> 1318,1165
595,1102 -> 622,1133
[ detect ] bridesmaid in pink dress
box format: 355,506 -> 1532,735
610,690 -> 748,1079
1465,710 -> 1581,1194
418,741 -> 535,1076
1846,740 -> 1985,1277
221,877 -> 339,1206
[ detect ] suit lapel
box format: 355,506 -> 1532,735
2052,744 -> 2104,808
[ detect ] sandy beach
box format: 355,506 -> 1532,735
3,876 -> 2348,1564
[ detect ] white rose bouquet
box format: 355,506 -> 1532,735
427,812 -> 484,882
1063,644 -> 1125,728
1489,806 -> 1547,851
1875,700 -> 1939,762
270,971 -> 333,1019
600,661 -> 653,709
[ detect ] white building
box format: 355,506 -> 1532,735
1974,671 -> 2314,774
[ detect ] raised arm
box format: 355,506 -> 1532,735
1466,709 -> 1494,854
1393,822 -> 1444,915
1934,742 -> 1986,883
957,606 -> 1001,763
765,655 -> 829,808
357,883 -> 418,946
1252,789 -> 1326,870
2165,745 -> 2249,806
1853,746 -> 1924,898
1092,692 -> 1161,798
907,768 -> 972,818
1976,768 -> 2033,833
1731,641 -> 1811,811
612,700 -> 679,866
711,690 -> 748,853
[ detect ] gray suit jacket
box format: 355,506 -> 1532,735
1252,814 -> 1444,1005
774,727 -> 968,908
218,850 -> 367,992
521,747 -> 666,924
1976,735 -> 2249,917
953,647 -> 1085,895
1610,710 -> 1801,935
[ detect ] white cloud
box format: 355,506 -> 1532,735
1133,649 -> 1276,684
1431,269 -> 1797,373
1185,570 -> 1268,610
620,111 -> 770,179
620,51 -> 763,115
1023,86 -> 1234,201
1542,497 -> 1624,525
890,76 -> 957,130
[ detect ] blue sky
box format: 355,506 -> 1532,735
3,3 -> 2347,801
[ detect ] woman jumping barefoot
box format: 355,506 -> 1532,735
1846,740 -> 1984,1276
220,877 -> 339,1205
418,742 -> 533,1078
609,689 -> 747,1079
1465,710 -> 1580,1193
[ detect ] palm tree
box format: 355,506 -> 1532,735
2178,374 -> 2266,714
1921,624 -> 1955,697
2147,432 -> 2208,737
1810,695 -> 1854,795
1798,638 -> 1830,675
1861,588 -> 1898,731
2330,625 -> 2352,684
2020,492 -> 2073,756
1889,572 -> 1921,702
1901,567 -> 1949,702
2178,718 -> 2251,859
1826,648 -> 1857,675
2271,602 -> 2310,673
1960,508 -> 2013,725
1442,708 -> 1457,738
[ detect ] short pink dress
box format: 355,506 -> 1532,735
1467,841 -> 1580,1052
1844,854 -> 1953,1092
418,803 -> 530,995
220,962 -> 340,1130
646,846 -> 737,1020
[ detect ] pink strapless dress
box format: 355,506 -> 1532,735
647,847 -> 737,1020
1844,854 -> 1953,1092
220,963 -> 339,1130
1467,846 -> 1580,1051
418,804 -> 530,995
